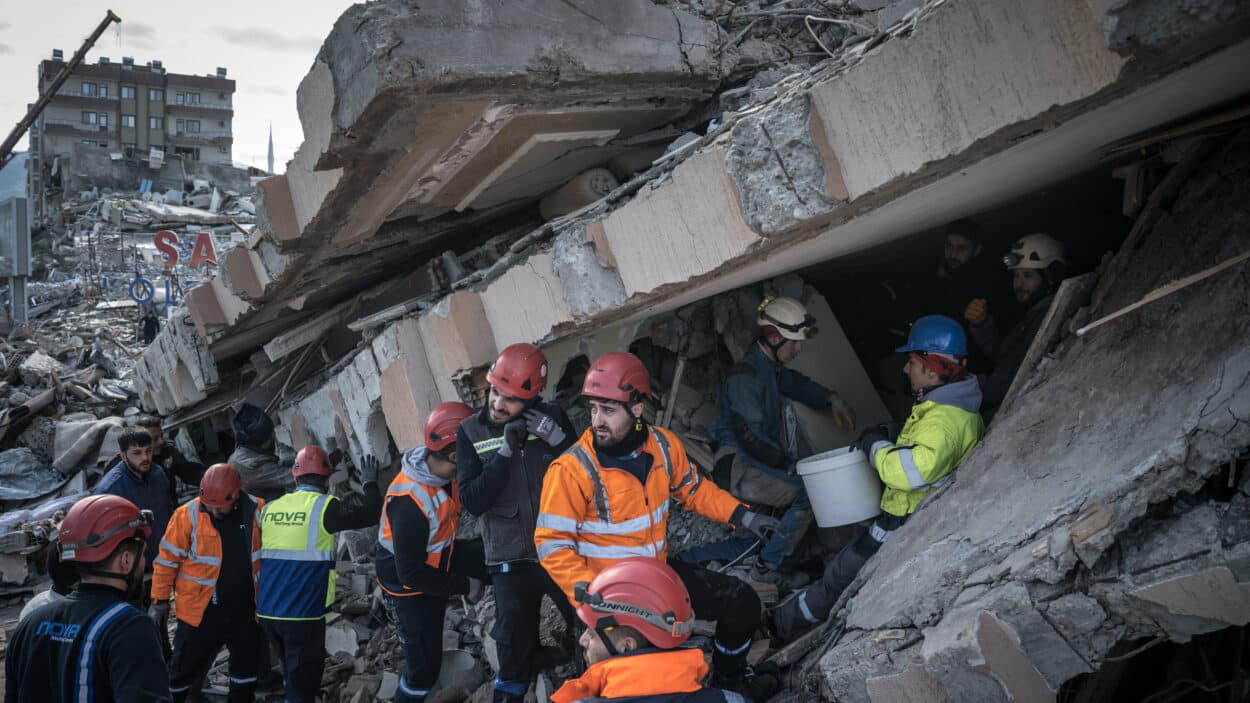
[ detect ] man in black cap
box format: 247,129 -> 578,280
227,403 -> 288,501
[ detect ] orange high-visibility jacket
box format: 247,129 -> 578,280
535,426 -> 743,604
152,495 -> 264,626
550,647 -> 711,703
376,468 -> 460,597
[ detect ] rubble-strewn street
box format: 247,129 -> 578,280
2,0 -> 1250,702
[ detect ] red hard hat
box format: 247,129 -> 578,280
425,401 -> 475,453
581,352 -> 651,403
292,445 -> 333,478
200,463 -> 243,509
486,343 -> 547,400
58,495 -> 153,564
574,558 -> 693,649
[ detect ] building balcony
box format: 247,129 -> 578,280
42,119 -> 117,137
169,131 -> 234,146
166,102 -> 234,118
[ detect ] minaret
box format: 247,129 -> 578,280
267,122 -> 275,175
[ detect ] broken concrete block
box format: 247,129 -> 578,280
551,224 -> 627,318
1131,566 -> 1250,629
0,553 -> 29,585
375,318 -> 444,453
597,149 -> 763,298
726,95 -> 844,235
481,252 -> 572,345
325,621 -> 359,657
378,671 -> 399,701
417,292 -> 497,377
18,351 -> 65,388
865,661 -> 953,703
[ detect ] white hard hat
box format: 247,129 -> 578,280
757,296 -> 817,341
1004,233 -> 1065,270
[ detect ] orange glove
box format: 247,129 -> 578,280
964,298 -> 988,325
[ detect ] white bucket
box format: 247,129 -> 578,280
796,446 -> 883,528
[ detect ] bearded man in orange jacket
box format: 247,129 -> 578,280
536,352 -> 780,696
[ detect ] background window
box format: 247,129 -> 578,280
80,82 -> 96,96
121,115 -> 136,127
81,111 -> 97,125
98,114 -> 108,128
120,85 -> 135,99
149,116 -> 163,129
186,120 -> 200,134
148,88 -> 164,101
99,85 -> 109,99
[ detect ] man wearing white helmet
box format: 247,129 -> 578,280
707,295 -> 857,591
963,233 -> 1067,420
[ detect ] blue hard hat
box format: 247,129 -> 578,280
896,315 -> 968,356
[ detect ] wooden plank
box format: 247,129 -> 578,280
998,272 -> 1097,414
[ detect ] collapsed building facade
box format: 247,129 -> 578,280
131,0 -> 1250,700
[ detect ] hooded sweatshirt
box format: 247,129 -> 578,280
869,376 -> 985,517
375,447 -> 469,597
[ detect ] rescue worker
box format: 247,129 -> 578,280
964,234 -> 1067,420
377,402 -> 490,702
772,315 -> 984,641
150,463 -> 264,703
227,403 -> 289,501
536,352 -> 781,698
550,558 -> 744,703
4,495 -> 170,702
133,415 -> 205,504
17,543 -> 79,624
708,296 -> 856,590
95,429 -> 173,578
256,446 -> 382,703
456,343 -> 579,702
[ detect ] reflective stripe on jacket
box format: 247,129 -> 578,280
376,463 -> 460,597
256,487 -> 337,621
868,376 -> 985,516
151,495 -> 263,627
535,426 -> 743,604
550,648 -> 744,703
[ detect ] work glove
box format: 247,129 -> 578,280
829,394 -> 856,431
738,510 -> 781,542
497,418 -> 529,458
357,455 -> 380,485
856,427 -> 889,458
524,409 -> 566,447
964,298 -> 988,325
148,601 -> 170,629
466,577 -> 485,606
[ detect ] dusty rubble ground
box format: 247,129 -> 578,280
0,172 -> 258,691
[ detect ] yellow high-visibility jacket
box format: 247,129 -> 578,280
868,377 -> 985,516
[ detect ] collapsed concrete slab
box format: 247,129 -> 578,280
813,131 -> 1250,702
161,0 -> 730,359
138,0 -> 1250,484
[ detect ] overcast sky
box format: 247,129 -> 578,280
0,1 -> 354,173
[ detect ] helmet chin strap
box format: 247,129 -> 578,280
76,539 -> 145,597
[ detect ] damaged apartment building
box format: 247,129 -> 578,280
127,0 -> 1250,700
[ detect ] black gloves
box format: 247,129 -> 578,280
856,428 -> 888,456
498,418 -> 529,458
357,455 -> 380,484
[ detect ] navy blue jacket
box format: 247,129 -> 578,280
4,583 -> 171,702
94,458 -> 173,569
708,343 -> 832,473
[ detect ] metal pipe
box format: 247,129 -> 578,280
0,10 -> 122,168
